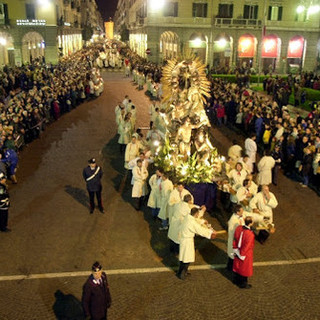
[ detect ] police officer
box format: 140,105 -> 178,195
0,172 -> 11,232
82,261 -> 112,320
83,158 -> 104,214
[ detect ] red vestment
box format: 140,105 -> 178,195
233,225 -> 255,277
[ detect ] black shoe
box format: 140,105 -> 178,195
99,208 -> 105,214
239,284 -> 252,289
90,209 -> 94,214
176,272 -> 186,280
1,228 -> 11,232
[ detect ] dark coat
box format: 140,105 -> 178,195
83,166 -> 103,192
82,272 -> 111,320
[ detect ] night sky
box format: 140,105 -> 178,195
96,0 -> 118,21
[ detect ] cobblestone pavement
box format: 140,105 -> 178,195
0,71 -> 319,320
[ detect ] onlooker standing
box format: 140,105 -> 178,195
82,261 -> 111,320
0,172 -> 10,232
232,216 -> 255,289
83,158 -> 104,214
299,147 -> 313,188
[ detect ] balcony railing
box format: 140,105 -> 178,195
214,18 -> 262,27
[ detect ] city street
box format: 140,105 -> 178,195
0,71 -> 319,320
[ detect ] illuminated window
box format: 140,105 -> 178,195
267,6 -> 282,21
243,5 -> 258,19
164,2 -> 178,17
218,4 -> 233,18
192,3 -> 208,18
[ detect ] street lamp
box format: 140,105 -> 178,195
38,0 -> 50,6
0,37 -> 6,46
296,5 -> 305,13
149,0 -> 165,11
192,38 -> 203,47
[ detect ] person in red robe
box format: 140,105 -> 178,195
232,216 -> 255,289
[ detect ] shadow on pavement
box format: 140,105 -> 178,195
53,289 -> 85,320
64,185 -> 88,208
140,205 -> 180,271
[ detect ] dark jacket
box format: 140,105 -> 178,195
82,272 -> 111,320
82,166 -> 103,192
0,183 -> 10,210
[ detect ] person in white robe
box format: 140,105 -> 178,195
227,205 -> 245,271
244,133 -> 257,171
167,183 -> 193,224
124,136 -> 140,169
168,194 -> 193,254
132,159 -> 148,210
236,179 -> 254,209
158,173 -> 173,230
176,207 -> 216,280
257,150 -> 276,186
147,169 -> 162,218
249,185 -> 278,225
228,140 -> 242,162
227,162 -> 247,205
118,115 -> 132,154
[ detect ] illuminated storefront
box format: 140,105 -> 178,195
238,34 -> 257,67
160,31 -> 179,60
0,32 -> 14,67
129,32 -> 148,58
213,34 -> 233,70
287,35 -> 306,70
189,33 -> 207,64
261,34 -> 281,72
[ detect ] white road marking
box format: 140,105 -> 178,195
0,257 -> 319,282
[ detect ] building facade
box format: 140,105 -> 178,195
0,0 -> 102,66
116,0 -> 320,73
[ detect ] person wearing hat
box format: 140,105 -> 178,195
0,172 -> 10,232
82,261 -> 112,320
83,158 -> 104,214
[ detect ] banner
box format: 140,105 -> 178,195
287,36 -> 304,59
262,35 -> 279,58
238,35 -> 255,58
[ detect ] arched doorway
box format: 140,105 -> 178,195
213,33 -> 233,73
160,31 -> 179,60
287,35 -> 306,72
189,33 -> 207,63
0,32 -> 14,66
261,34 -> 281,73
237,33 -> 257,68
22,32 -> 45,64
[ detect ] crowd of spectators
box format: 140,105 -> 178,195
206,78 -> 320,193
0,45 -> 104,153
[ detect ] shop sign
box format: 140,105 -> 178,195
16,19 -> 46,26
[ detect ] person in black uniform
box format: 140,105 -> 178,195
0,172 -> 11,232
83,158 -> 104,214
82,261 -> 112,320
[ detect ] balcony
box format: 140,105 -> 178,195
142,16 -> 211,27
214,18 -> 262,28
